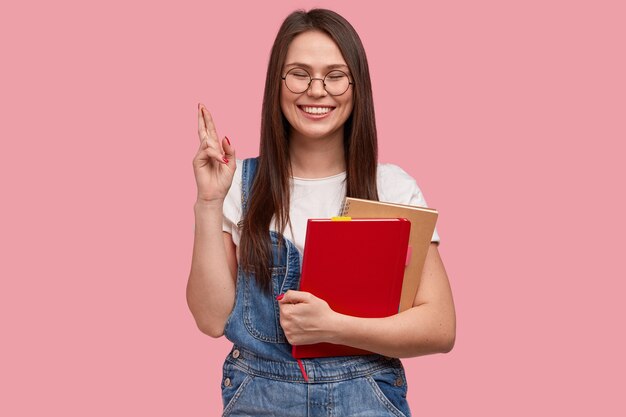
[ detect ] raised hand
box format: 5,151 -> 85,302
192,103 -> 236,203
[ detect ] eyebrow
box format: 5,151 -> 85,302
284,62 -> 349,70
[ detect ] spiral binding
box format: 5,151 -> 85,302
339,198 -> 350,216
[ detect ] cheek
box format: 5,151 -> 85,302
341,90 -> 354,110
280,90 -> 294,119
340,97 -> 354,119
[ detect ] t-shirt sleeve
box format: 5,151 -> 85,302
377,164 -> 441,244
222,160 -> 243,236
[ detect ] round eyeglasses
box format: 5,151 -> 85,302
281,68 -> 353,96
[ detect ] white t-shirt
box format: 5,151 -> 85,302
222,159 -> 440,257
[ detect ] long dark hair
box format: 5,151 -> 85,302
239,8 -> 379,291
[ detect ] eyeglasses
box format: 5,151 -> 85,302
281,68 -> 353,96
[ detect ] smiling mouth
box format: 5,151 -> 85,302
298,105 -> 336,115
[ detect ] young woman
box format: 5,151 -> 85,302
187,9 -> 455,417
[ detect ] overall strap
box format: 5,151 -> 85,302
241,157 -> 307,381
241,157 -> 259,218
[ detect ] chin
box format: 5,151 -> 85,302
295,126 -> 342,140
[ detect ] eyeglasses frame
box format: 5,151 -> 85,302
281,68 -> 354,96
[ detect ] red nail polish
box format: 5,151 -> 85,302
276,294 -> 284,301
223,157 -> 229,164
225,136 -> 231,146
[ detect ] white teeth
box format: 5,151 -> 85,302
301,106 -> 333,115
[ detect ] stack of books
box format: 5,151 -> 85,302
292,197 -> 438,359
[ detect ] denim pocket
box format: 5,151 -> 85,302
221,362 -> 254,416
366,368 -> 411,417
243,265 -> 287,343
242,232 -> 299,343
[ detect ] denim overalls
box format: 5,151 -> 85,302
220,157 -> 412,417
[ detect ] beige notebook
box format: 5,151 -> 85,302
341,197 -> 438,312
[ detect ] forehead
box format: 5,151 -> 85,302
284,31 -> 347,69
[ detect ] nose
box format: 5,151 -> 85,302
307,78 -> 327,97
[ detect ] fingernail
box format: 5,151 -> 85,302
222,157 -> 229,164
225,136 -> 231,146
276,293 -> 284,301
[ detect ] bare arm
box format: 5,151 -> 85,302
330,243 -> 455,357
278,243 -> 456,357
186,104 -> 238,338
186,207 -> 237,337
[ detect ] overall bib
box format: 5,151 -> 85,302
220,158 -> 412,417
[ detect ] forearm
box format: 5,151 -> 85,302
186,200 -> 235,337
329,303 -> 456,358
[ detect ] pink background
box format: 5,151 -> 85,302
1,0 -> 624,415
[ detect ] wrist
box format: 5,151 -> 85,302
194,198 -> 225,211
326,312 -> 351,344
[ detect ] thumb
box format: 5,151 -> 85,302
222,136 -> 235,158
222,136 -> 236,168
277,290 -> 311,304
222,136 -> 237,165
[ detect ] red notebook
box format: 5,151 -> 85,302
292,217 -> 410,358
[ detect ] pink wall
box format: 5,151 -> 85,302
1,0 -> 624,415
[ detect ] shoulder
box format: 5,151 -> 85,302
376,163 -> 425,205
377,163 -> 441,242
377,163 -> 415,183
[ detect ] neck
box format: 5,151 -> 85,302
289,129 -> 346,178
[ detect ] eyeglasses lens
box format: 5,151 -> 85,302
284,69 -> 350,96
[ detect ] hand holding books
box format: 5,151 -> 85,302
276,290 -> 336,347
